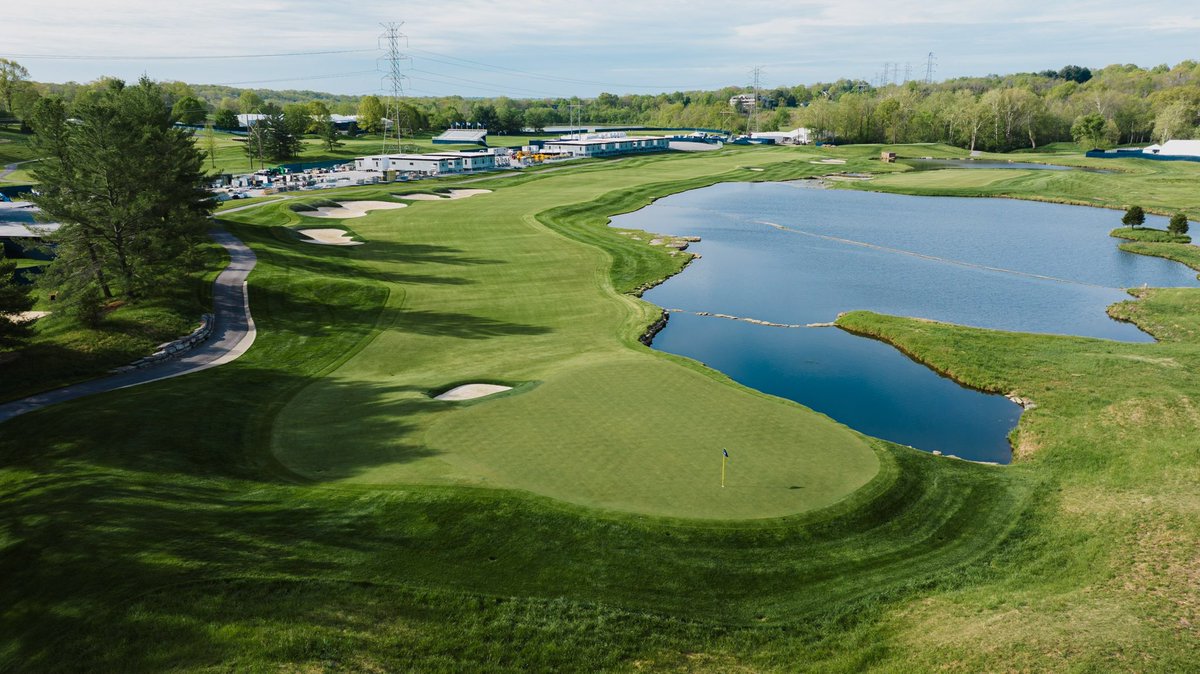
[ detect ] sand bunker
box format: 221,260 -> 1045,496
8,311 -> 49,323
396,189 -> 492,202
297,229 -> 363,246
435,384 -> 512,401
811,158 -> 847,165
746,167 -> 765,172
310,201 -> 407,219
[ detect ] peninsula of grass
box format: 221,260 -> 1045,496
1110,226 -> 1191,243
2,144 -> 1198,671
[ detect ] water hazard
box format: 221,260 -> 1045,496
611,182 -> 1198,462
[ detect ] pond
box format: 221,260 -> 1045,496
610,182 -> 1197,463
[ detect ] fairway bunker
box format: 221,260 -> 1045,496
811,158 -> 847,165
396,189 -> 492,201
434,384 -> 513,401
296,229 -> 362,246
309,201 -> 407,219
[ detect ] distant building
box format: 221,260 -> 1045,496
425,151 -> 497,171
1144,140 -> 1200,158
729,94 -> 761,112
749,128 -> 815,145
433,129 -> 488,146
354,154 -> 460,175
541,136 -> 670,158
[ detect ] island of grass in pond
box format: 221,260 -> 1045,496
612,181 -> 1199,462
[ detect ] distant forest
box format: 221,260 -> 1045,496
3,60 -> 1200,152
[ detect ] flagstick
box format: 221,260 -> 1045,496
721,454 -> 726,488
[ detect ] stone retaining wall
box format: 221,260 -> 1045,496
121,314 -> 214,370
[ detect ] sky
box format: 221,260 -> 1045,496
6,0 -> 1199,98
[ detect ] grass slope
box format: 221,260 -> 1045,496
2,144 -> 1198,671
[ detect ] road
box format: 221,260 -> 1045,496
0,229 -> 257,424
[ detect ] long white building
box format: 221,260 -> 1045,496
541,136 -> 670,158
355,154 -> 460,175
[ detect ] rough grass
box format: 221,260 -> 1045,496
1111,226 -> 1192,244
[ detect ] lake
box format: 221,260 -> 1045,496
610,182 -> 1197,463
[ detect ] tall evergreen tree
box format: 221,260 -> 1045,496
30,78 -> 214,301
0,251 -> 34,346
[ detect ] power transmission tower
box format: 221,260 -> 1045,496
924,52 -> 937,84
379,22 -> 410,155
904,63 -> 913,83
749,66 -> 763,134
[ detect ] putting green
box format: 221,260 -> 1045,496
268,149 -> 879,519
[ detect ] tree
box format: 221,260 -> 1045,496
357,95 -> 385,133
246,111 -> 301,162
320,119 -> 343,152
0,250 -> 34,346
306,101 -> 332,133
523,107 -> 552,132
1169,212 -> 1190,236
1152,100 -> 1196,143
1071,113 -> 1109,149
30,79 -> 214,301
282,102 -> 312,138
171,96 -> 207,125
204,122 -> 217,171
238,91 -> 263,114
213,108 -> 239,130
1122,205 -> 1146,229
1058,65 -> 1093,84
0,58 -> 30,123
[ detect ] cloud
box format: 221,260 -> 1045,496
8,0 -> 1200,96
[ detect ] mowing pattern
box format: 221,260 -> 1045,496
2,145 -> 1198,671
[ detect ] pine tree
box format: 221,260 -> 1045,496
29,78 -> 214,301
0,250 -> 34,346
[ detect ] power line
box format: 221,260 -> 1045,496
925,52 -> 937,84
212,70 -> 378,87
0,49 -> 375,61
408,46 -> 702,91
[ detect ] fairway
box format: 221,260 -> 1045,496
261,147 -> 879,519
869,167 -> 1034,189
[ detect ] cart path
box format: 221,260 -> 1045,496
0,229 -> 257,424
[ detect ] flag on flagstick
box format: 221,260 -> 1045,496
721,448 -> 729,488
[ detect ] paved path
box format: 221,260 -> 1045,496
0,229 -> 257,424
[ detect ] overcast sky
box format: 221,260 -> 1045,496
7,1 -> 1199,98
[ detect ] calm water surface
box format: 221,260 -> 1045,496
611,182 -> 1197,462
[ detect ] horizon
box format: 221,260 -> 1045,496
9,1 -> 1199,99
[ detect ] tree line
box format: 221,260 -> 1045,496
5,59 -> 1198,154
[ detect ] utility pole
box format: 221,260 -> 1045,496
924,52 -> 937,84
379,22 -> 410,156
568,102 -> 583,140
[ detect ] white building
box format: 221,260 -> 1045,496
354,154 -> 460,175
750,128 -> 814,145
1144,140 -> 1200,158
541,136 -> 670,158
425,151 -> 497,171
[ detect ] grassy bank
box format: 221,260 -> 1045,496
3,144 -> 1199,670
0,241 -> 227,402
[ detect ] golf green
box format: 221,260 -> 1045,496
264,149 -> 879,519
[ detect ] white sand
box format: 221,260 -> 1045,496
9,311 -> 49,323
396,189 -> 492,202
811,158 -> 847,165
746,167 -> 765,172
297,229 -> 363,246
435,383 -> 512,401
309,201 -> 407,219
